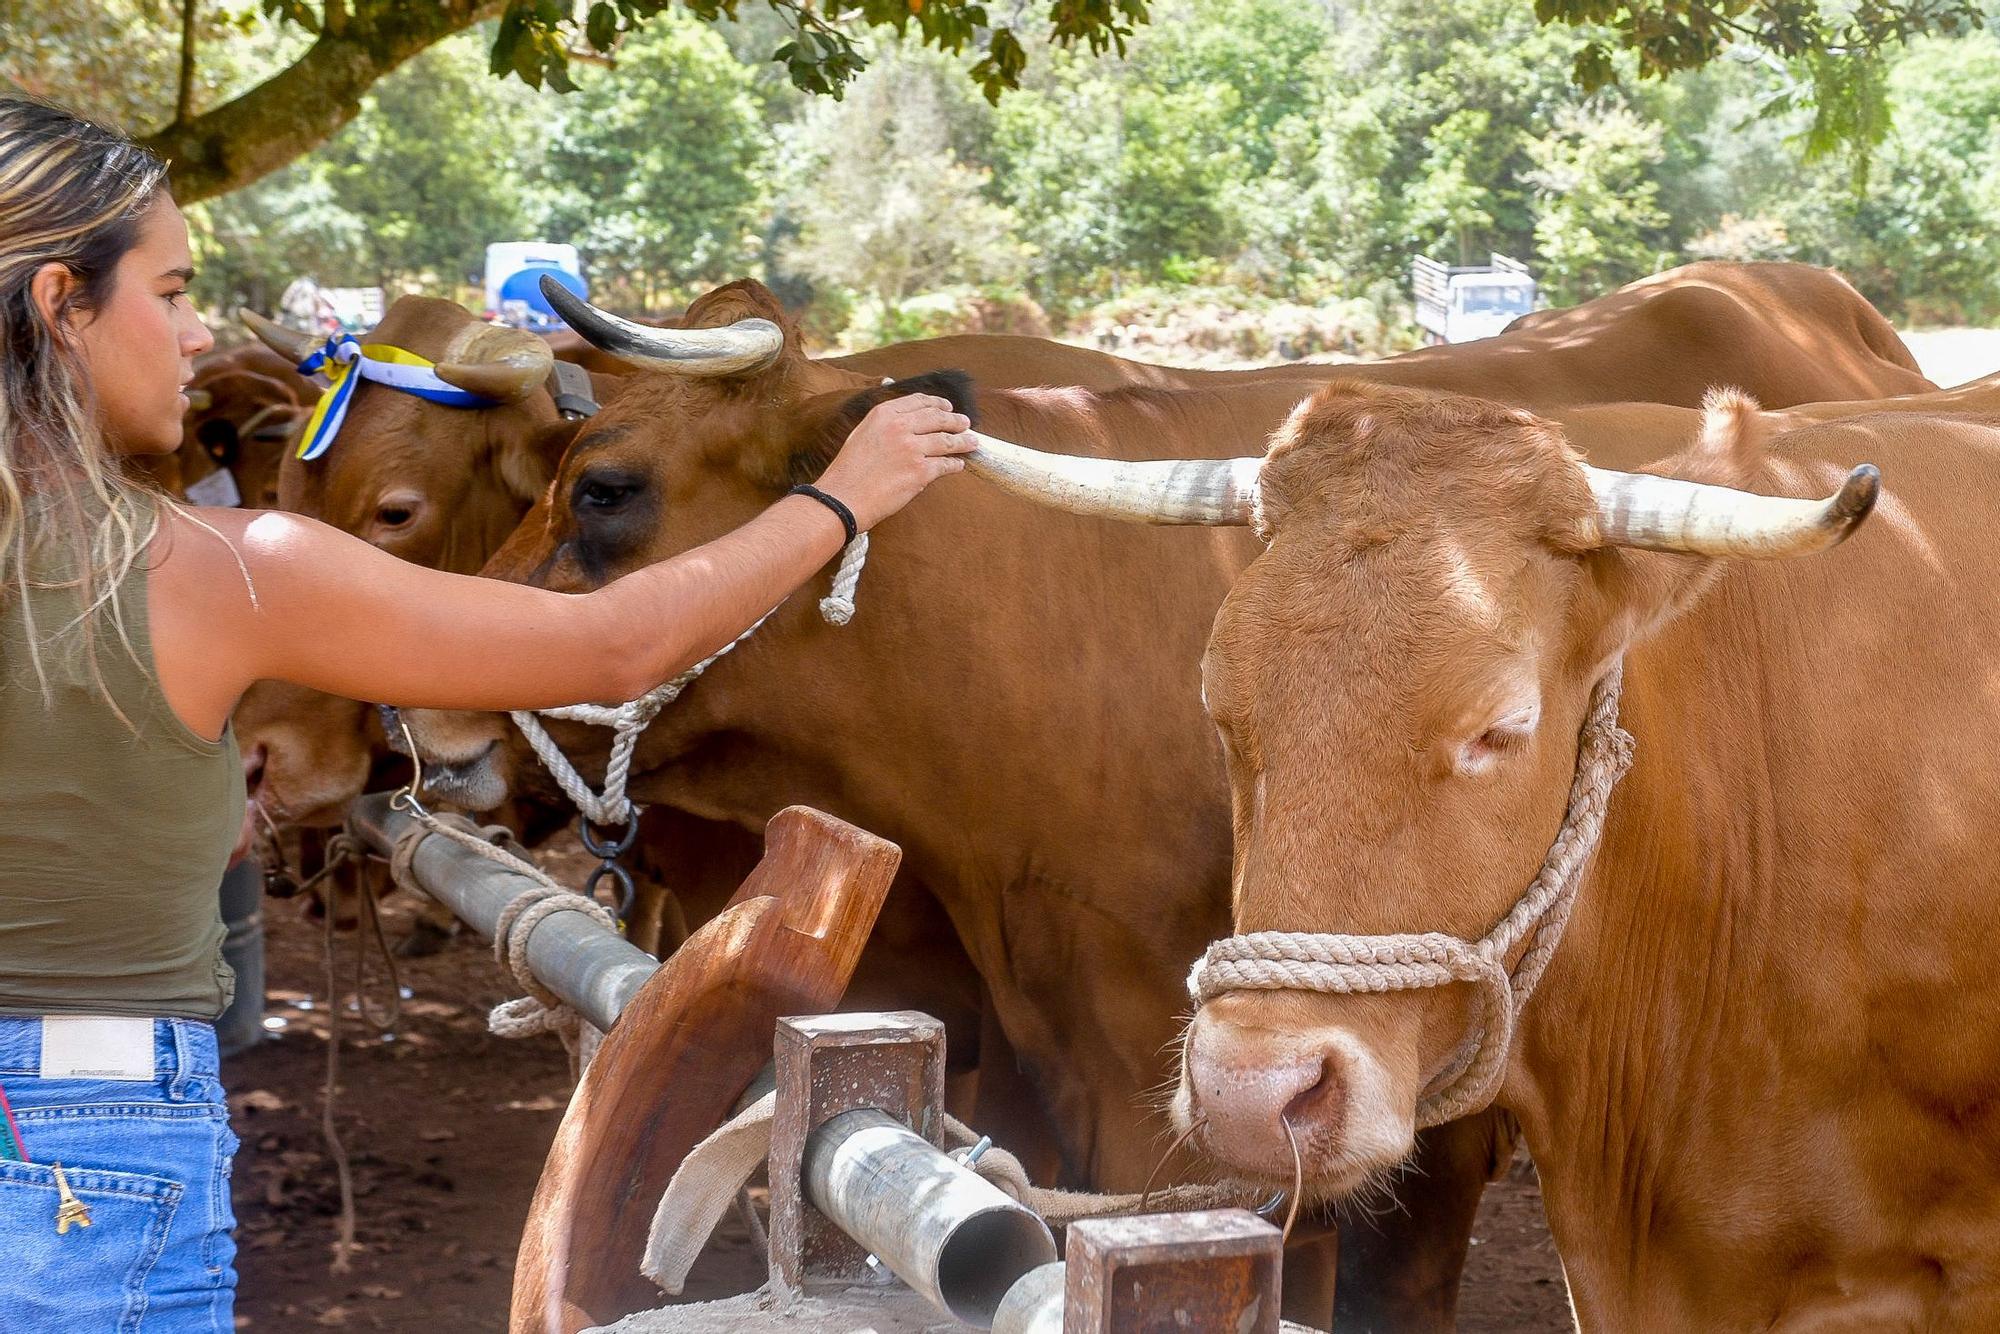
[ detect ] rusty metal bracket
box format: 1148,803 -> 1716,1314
769,1010 -> 946,1292
995,1208 -> 1285,1333
1064,1210 -> 1283,1333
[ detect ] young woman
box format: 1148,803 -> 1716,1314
0,97 -> 974,1329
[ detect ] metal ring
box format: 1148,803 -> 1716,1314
387,785 -> 432,821
578,814 -> 639,860
584,862 -> 636,923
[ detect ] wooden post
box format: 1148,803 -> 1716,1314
506,806 -> 900,1334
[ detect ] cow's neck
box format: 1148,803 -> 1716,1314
1503,557 -> 2000,1330
624,487 -> 1256,1186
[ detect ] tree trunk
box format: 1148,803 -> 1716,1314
176,0 -> 198,126
141,0 -> 506,203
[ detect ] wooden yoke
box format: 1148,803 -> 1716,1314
510,806 -> 901,1334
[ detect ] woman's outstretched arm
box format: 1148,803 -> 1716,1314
148,396 -> 972,739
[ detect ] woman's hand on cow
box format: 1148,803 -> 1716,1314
818,395 -> 976,530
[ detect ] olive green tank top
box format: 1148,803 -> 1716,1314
0,499 -> 244,1020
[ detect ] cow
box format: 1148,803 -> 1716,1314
967,380 -> 2000,1329
395,269 -> 1932,1328
130,345 -> 317,502
236,264 -> 1930,833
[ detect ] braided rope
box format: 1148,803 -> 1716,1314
817,531 -> 870,626
508,534 -> 872,825
1188,666 -> 1634,1128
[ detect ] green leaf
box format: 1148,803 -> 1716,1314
586,2 -> 618,51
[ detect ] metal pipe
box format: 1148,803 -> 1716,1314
347,792 -> 659,1033
804,1109 -> 1056,1328
990,1261 -> 1064,1334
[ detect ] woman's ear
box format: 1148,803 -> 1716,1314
29,261 -> 77,334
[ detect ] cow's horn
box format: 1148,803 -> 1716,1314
239,308 -> 319,365
967,432 -> 1260,525
433,321 -> 555,404
1580,462 -> 1880,557
540,275 -> 782,378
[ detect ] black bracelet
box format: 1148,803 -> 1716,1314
788,484 -> 858,546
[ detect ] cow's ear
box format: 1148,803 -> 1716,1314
766,370 -> 978,488
496,417 -> 589,504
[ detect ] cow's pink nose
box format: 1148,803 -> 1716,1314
1185,1017 -> 1345,1177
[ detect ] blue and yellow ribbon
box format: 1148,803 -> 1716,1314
294,335 -> 498,461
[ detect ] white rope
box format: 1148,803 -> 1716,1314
818,531 -> 870,626
510,535 -> 871,826
1187,665 -> 1634,1129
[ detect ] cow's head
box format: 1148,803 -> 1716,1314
964,382 -> 1878,1197
234,298 -> 587,831
179,367 -> 306,506
245,297 -> 567,572
402,279 -> 977,809
234,680 -> 395,829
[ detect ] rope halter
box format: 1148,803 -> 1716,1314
1187,664 -> 1634,1130
508,530 -> 873,827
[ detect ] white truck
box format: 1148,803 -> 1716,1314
1411,253 -> 1537,344
483,241 -> 587,330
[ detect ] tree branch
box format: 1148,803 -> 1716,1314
141,0 -> 506,202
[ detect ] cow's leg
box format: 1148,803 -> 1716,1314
393,898 -> 460,957
1282,1231 -> 1340,1329
969,989 -> 1066,1187
1331,1108 -> 1521,1333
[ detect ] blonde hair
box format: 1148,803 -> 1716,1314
0,95 -> 171,710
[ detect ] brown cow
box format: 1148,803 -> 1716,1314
975,381 -> 2000,1328
131,345 -> 317,502
239,263 -> 1931,831
399,268 -> 1931,1328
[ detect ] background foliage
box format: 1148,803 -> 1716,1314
8,0 -> 2000,352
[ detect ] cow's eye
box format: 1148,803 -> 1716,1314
376,505 -> 412,528
1455,709 -> 1538,777
575,475 -> 643,512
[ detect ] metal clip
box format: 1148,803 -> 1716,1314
579,815 -> 640,926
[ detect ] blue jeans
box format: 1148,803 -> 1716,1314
0,1017 -> 237,1332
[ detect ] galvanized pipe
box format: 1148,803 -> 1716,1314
347,792 -> 659,1033
989,1261 -> 1065,1334
804,1108 -> 1057,1328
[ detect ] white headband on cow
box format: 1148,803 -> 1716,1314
292,335 -> 499,461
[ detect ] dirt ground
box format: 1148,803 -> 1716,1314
226,873 -> 1572,1333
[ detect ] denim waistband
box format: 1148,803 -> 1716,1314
0,1016 -> 218,1085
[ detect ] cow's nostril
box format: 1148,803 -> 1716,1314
1282,1051 -> 1346,1137
242,744 -> 267,796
